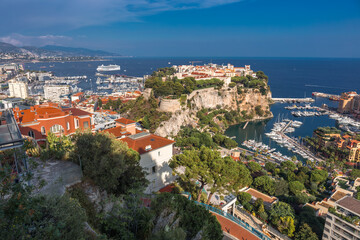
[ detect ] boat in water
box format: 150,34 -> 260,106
97,64 -> 121,72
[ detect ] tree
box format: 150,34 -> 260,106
253,176 -> 275,195
238,192 -> 252,205
289,181 -> 305,195
72,131 -> 147,195
265,162 -> 277,174
295,193 -> 310,204
269,201 -> 295,223
171,147 -> 251,203
170,147 -> 216,202
350,169 -> 360,180
42,132 -> 73,160
0,178 -> 87,240
298,206 -> 325,238
151,193 -> 223,240
247,162 -> 262,173
277,216 -> 296,237
294,224 -> 319,240
274,179 -> 289,197
281,160 -> 297,172
310,169 -> 328,183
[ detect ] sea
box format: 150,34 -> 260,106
24,57 -> 360,160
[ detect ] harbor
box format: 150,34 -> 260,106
225,97 -> 339,163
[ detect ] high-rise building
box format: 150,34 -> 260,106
8,79 -> 29,99
322,196 -> 360,240
44,85 -> 70,102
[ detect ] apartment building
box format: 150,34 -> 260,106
8,79 -> 29,99
322,196 -> 360,240
44,85 -> 70,102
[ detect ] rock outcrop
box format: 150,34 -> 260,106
155,87 -> 272,137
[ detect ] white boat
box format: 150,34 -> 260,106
97,64 -> 121,72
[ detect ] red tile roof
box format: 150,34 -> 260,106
120,133 -> 175,154
159,184 -> 175,193
66,108 -> 91,116
115,117 -> 136,125
103,126 -> 131,138
212,213 -> 260,240
73,92 -> 83,96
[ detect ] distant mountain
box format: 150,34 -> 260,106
41,45 -> 118,57
0,42 -> 24,53
0,42 -> 119,57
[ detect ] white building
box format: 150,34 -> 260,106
121,132 -> 176,193
322,196 -> 360,240
44,85 -> 70,102
8,80 -> 29,99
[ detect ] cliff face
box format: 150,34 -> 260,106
155,87 -> 272,137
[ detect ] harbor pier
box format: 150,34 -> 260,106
272,97 -> 315,103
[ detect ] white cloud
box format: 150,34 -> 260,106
0,34 -> 72,47
1,0 -> 243,31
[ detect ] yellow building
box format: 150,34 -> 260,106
337,91 -> 358,113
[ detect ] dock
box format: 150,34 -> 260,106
312,92 -> 340,101
243,121 -> 249,129
272,97 -> 315,103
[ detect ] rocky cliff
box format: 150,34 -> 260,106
155,87 -> 273,137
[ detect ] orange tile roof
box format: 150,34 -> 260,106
115,117 -> 136,125
159,184 -> 175,193
212,213 -> 260,240
73,92 -> 83,96
120,133 -> 175,154
103,126 -> 131,138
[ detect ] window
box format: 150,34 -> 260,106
158,151 -> 160,156
83,121 -> 89,129
41,126 -> 46,135
28,130 -> 35,138
152,166 -> 156,174
50,124 -> 64,133
67,122 -> 70,130
74,118 -> 79,129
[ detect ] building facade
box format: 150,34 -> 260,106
44,85 -> 70,102
322,196 -> 360,240
13,103 -> 94,142
121,132 -> 176,193
8,80 -> 29,99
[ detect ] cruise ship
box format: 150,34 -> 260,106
96,64 -> 121,72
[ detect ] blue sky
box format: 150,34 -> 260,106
1,0 -> 359,57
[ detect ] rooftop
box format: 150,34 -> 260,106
0,109 -> 24,150
337,196 -> 360,216
115,117 -> 136,125
330,189 -> 351,202
121,132 -> 175,154
244,188 -> 277,205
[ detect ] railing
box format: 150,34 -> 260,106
194,201 -> 271,240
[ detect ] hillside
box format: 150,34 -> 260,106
0,41 -> 118,57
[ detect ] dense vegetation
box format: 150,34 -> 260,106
171,146 -> 327,239
71,131 -> 148,195
175,127 -> 237,150
102,95 -> 172,132
231,71 -> 270,95
0,165 -> 88,239
145,76 -> 224,98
